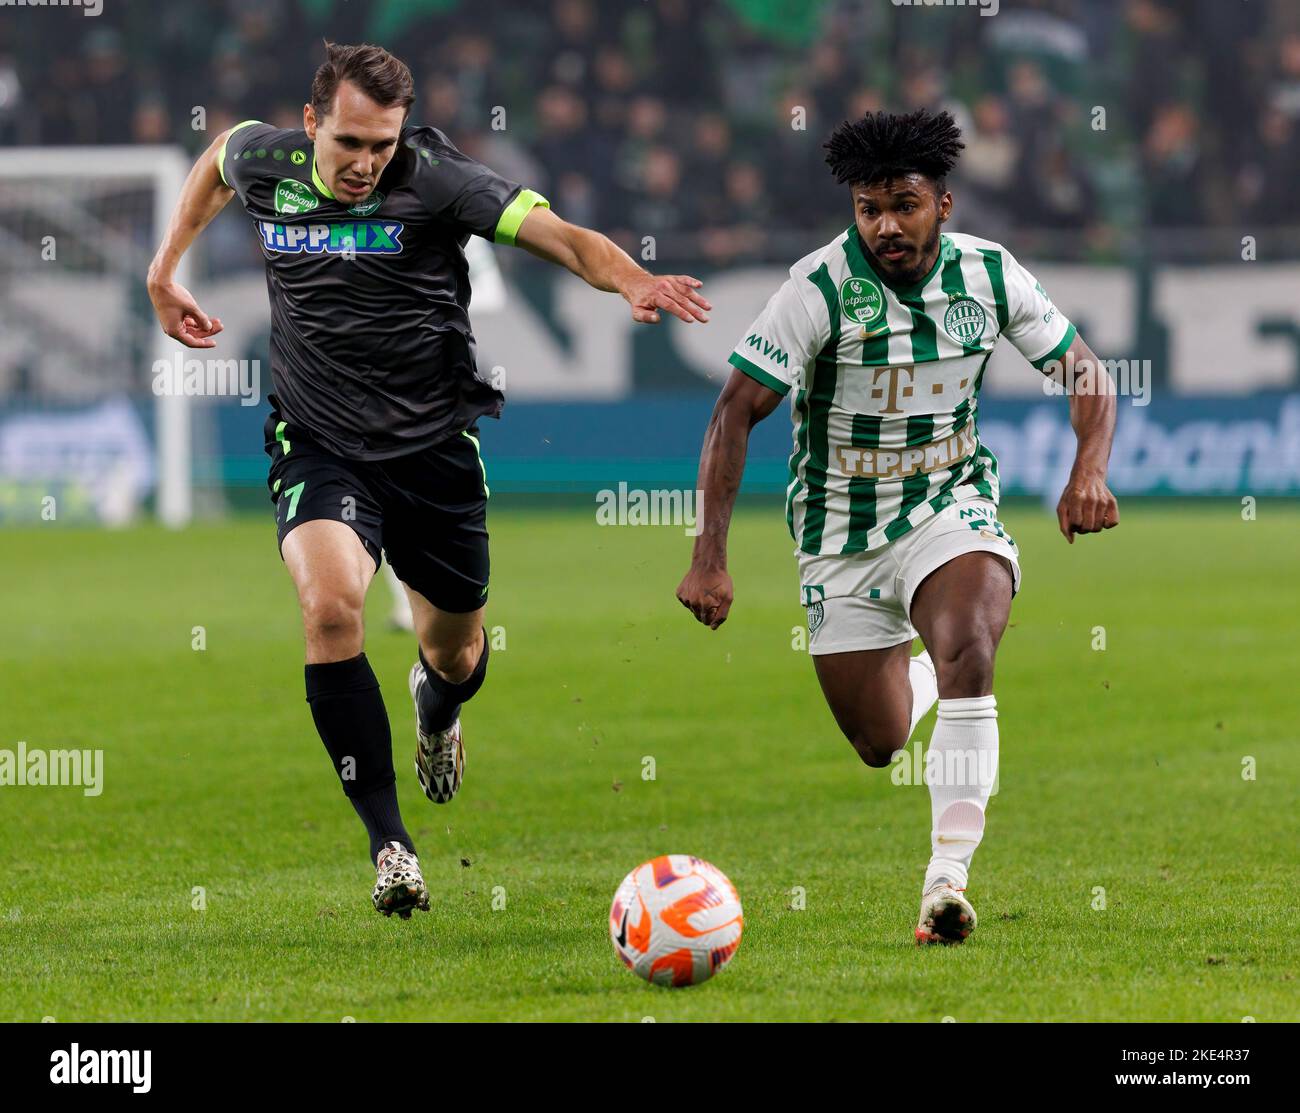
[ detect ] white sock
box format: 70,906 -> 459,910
908,651 -> 938,737
384,562 -> 415,630
923,695 -> 998,892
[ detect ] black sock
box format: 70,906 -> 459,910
304,653 -> 414,862
417,631 -> 489,733
348,786 -> 410,864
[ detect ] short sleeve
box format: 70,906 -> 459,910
727,277 -> 827,397
1001,252 -> 1076,371
218,120 -> 273,201
407,127 -> 549,243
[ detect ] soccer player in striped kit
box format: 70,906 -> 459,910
677,109 -> 1119,944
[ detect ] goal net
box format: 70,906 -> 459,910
0,146 -> 194,526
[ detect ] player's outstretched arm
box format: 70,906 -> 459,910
677,369 -> 784,628
1055,332 -> 1120,543
146,130 -> 237,349
513,206 -> 711,325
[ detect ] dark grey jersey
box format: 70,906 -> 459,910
221,120 -> 548,459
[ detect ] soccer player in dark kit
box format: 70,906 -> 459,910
147,43 -> 711,918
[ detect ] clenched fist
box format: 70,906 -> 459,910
1057,469 -> 1119,543
676,563 -> 734,629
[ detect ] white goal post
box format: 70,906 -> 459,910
0,145 -> 194,525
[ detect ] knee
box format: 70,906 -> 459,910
421,630 -> 482,684
846,728 -> 908,769
932,635 -> 997,698
299,587 -> 365,645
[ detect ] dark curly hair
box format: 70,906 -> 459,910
824,109 -> 965,194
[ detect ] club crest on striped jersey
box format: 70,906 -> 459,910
839,276 -> 885,326
943,294 -> 986,345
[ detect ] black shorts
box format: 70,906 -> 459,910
263,410 -> 490,613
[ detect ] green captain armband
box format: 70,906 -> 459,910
493,189 -> 550,246
218,120 -> 262,189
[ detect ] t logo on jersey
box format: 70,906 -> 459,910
869,365 -> 915,414
258,220 -> 405,255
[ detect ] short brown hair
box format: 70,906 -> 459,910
311,42 -> 415,120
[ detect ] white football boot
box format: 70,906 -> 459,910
372,841 -> 430,919
915,879 -> 977,945
408,662 -> 465,804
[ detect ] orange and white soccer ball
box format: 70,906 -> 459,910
608,855 -> 744,987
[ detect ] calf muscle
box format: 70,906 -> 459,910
813,640 -> 914,767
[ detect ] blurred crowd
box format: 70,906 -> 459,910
3,0 -> 1299,263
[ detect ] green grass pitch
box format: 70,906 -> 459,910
1,500 -> 1296,1021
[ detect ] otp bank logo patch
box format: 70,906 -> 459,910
258,220 -> 405,255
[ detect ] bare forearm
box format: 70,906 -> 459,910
145,136 -> 232,347
1054,335 -> 1121,541
514,206 -> 709,324
531,222 -> 645,293
691,401 -> 752,570
677,371 -> 780,626
1069,390 -> 1114,475
148,140 -> 233,285
1065,343 -> 1116,476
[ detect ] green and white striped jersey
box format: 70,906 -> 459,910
728,227 -> 1076,555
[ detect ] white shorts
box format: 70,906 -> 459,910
798,498 -> 1021,655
